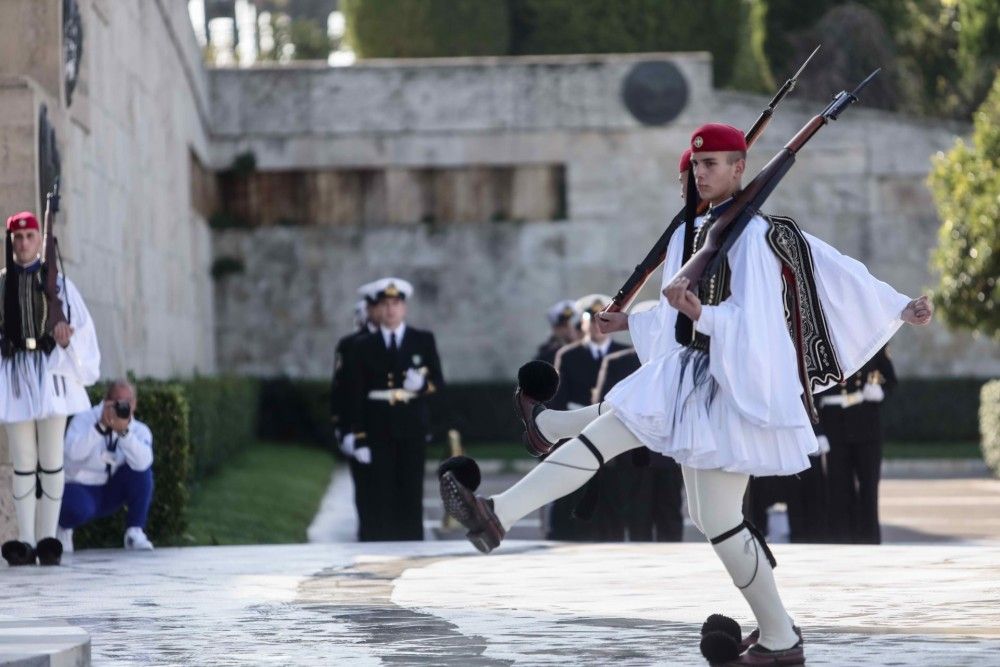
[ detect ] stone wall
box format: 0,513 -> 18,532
209,54 -> 997,382
0,0 -> 216,541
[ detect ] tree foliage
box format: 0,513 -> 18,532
927,72 -> 1000,339
343,0 -> 510,58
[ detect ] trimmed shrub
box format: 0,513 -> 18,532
981,380 -> 1000,477
882,378 -> 989,443
343,0 -> 510,58
508,0 -> 743,87
183,376 -> 260,482
75,382 -> 190,548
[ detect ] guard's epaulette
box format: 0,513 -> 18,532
552,340 -> 584,372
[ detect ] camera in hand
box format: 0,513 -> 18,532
113,399 -> 131,419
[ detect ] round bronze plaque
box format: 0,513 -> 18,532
621,61 -> 688,126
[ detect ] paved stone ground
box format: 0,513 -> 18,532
2,540 -> 998,665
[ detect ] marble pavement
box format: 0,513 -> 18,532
2,539 -> 999,665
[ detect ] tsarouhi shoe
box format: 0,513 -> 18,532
439,471 -> 505,553
513,361 -> 560,457
727,641 -> 805,665
36,537 -> 63,566
1,540 -> 36,566
124,527 -> 154,551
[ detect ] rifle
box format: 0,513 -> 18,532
605,45 -> 821,314
42,177 -> 69,332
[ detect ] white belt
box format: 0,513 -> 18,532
820,391 -> 864,409
368,389 -> 417,404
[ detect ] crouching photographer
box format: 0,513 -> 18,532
57,380 -> 154,552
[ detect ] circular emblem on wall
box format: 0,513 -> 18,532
621,61 -> 689,126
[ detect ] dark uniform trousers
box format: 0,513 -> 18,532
546,340 -> 629,541
748,455 -> 827,544
344,326 -> 444,541
818,347 -> 896,544
331,328 -> 376,541
593,349 -> 684,542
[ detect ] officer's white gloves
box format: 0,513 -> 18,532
354,447 -> 372,464
811,435 -> 830,457
403,367 -> 426,392
339,432 -> 356,458
862,382 -> 885,402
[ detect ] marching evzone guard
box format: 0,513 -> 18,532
440,123 -> 933,664
330,286 -> 381,541
343,278 -> 444,541
818,345 -> 896,544
1,210 -> 100,566
546,294 -> 628,541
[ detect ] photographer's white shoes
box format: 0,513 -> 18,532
57,527 -> 74,554
124,527 -> 154,551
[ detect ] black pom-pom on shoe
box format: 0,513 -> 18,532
437,456 -> 482,493
700,630 -> 741,664
701,613 -> 742,643
36,537 -> 63,566
517,361 -> 559,402
2,540 -> 37,566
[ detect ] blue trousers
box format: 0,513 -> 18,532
59,466 -> 154,530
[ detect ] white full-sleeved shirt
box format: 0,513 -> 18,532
63,405 -> 153,486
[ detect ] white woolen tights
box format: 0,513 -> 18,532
492,409 -> 799,651
4,416 -> 67,545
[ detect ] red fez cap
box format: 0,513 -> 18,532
678,148 -> 692,173
691,123 -> 747,153
6,211 -> 39,233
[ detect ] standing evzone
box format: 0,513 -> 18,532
440,124 -> 933,664
1,211 -> 100,566
343,278 -> 444,541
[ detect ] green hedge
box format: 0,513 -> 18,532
256,376 -> 988,446
73,377 -> 260,549
343,0 -> 510,58
75,382 -> 191,548
981,380 -> 1000,477
185,376 -> 261,482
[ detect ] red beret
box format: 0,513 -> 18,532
691,123 -> 747,153
6,211 -> 39,233
678,148 -> 692,173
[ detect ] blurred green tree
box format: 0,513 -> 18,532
927,72 -> 1000,339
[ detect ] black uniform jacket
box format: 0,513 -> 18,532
551,340 -> 629,409
816,346 -> 896,443
330,327 -> 368,430
343,326 -> 445,442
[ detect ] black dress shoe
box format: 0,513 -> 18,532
36,537 -> 63,566
2,540 -> 37,566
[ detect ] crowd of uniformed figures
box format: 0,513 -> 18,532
330,282 -> 895,544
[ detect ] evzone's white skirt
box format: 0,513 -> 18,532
605,347 -> 817,477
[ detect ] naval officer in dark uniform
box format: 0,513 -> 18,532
817,345 -> 896,544
546,294 -> 629,541
330,286 -> 380,540
343,278 -> 445,541
534,299 -> 580,366
592,300 -> 684,542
